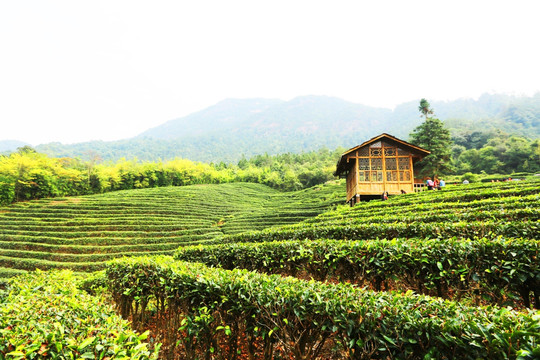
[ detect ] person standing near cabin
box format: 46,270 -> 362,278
381,191 -> 388,200
426,178 -> 434,190
438,179 -> 445,190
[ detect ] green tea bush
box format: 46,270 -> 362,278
0,270 -> 159,359
214,181 -> 540,246
219,220 -> 540,244
176,237 -> 540,308
105,256 -> 540,360
78,270 -> 108,296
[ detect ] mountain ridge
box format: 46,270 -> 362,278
3,93 -> 539,162
0,140 -> 30,152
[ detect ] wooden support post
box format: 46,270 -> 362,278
382,148 -> 387,193
409,155 -> 414,191
355,155 -> 360,197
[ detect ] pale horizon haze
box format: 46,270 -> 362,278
1,1 -> 540,145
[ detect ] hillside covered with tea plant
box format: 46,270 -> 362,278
109,180 -> 539,359
0,181 -> 343,279
1,179 -> 539,359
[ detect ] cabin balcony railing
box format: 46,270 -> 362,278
414,183 -> 426,193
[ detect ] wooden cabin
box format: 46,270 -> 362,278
334,133 -> 430,205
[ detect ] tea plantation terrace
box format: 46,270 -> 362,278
1,179 -> 539,359
217,180 -> 540,244
0,182 -> 344,278
177,179 -> 540,310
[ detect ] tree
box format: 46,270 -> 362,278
85,150 -> 102,188
418,98 -> 434,119
501,136 -> 532,173
409,99 -> 453,179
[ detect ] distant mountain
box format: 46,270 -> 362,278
24,93 -> 540,163
0,140 -> 30,153
138,95 -> 394,144
140,98 -> 284,139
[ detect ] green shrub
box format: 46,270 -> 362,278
461,172 -> 479,183
105,256 -> 540,360
0,270 -> 159,359
78,270 -> 108,296
176,237 -> 540,309
0,175 -> 14,206
218,220 -> 540,245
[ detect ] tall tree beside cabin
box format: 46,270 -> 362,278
409,99 -> 453,180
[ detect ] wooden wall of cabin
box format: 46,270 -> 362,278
345,140 -> 415,197
346,158 -> 357,202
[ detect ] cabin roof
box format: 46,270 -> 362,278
334,133 -> 430,176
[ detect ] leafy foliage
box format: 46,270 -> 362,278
1,132 -> 539,208
175,237 -> 540,308
1,170 -> 539,360
0,148 -> 343,205
410,99 -> 453,179
0,149 -> 84,204
453,133 -> 540,174
217,180 -> 540,244
0,270 -> 159,359
0,182 -> 343,276
104,255 -> 540,359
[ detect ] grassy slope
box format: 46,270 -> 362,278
0,181 -> 344,278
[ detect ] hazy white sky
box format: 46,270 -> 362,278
1,0 -> 540,145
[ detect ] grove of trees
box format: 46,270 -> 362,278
452,131 -> 540,174
410,99 -> 540,180
0,147 -> 342,206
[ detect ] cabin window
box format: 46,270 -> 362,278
387,171 -> 398,181
371,158 -> 383,170
359,171 -> 369,181
400,171 -> 411,181
385,157 -> 397,170
384,148 -> 396,157
359,158 -> 370,170
370,141 -> 382,148
398,158 -> 410,170
370,148 -> 382,157
358,147 -> 369,156
371,171 -> 383,182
